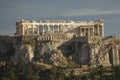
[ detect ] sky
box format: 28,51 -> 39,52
0,0 -> 120,36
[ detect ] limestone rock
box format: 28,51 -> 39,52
14,44 -> 34,63
50,50 -> 68,67
37,49 -> 68,67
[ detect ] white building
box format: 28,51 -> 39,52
16,19 -> 104,37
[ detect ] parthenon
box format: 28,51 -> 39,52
16,19 -> 104,37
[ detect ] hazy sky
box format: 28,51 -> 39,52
0,0 -> 120,36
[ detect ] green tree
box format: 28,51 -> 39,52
55,67 -> 65,80
97,65 -> 104,80
24,66 -> 40,80
0,77 -> 10,80
89,71 -> 96,80
112,66 -> 120,80
7,70 -> 16,80
16,60 -> 26,73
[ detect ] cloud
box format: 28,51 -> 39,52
61,9 -> 120,16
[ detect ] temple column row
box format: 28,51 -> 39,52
95,25 -> 103,36
37,25 -> 61,34
80,28 -> 94,36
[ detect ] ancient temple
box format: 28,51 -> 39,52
16,19 -> 104,37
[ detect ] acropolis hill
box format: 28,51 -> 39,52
0,19 -> 120,67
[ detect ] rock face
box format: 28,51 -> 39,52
88,36 -> 120,66
58,36 -> 120,67
49,50 -> 68,67
14,44 -> 34,63
35,43 -> 68,67
0,35 -> 120,67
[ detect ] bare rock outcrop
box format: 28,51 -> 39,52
50,50 -> 68,67
37,49 -> 68,67
14,44 -> 34,63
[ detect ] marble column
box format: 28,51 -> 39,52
83,28 -> 86,36
93,27 -> 95,36
92,28 -> 94,36
32,26 -> 34,34
47,25 -> 49,32
37,25 -> 39,35
42,25 -> 45,33
97,25 -> 99,36
102,26 -> 104,36
20,26 -> 22,35
84,28 -> 86,36
79,28 -> 81,36
59,25 -> 61,32
58,25 -> 60,32
27,27 -> 29,35
90,28 -> 93,36
82,28 -> 84,36
22,25 -> 25,35
88,28 -> 90,36
81,28 -> 85,36
52,25 -> 54,32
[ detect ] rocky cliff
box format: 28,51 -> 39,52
0,35 -> 120,67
